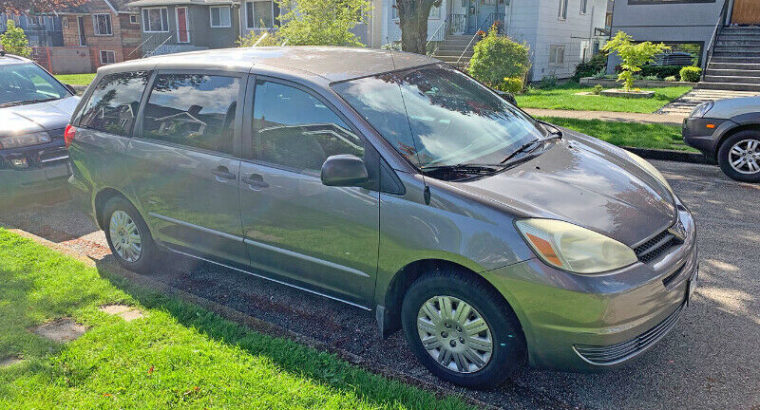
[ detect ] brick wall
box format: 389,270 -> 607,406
58,12 -> 144,71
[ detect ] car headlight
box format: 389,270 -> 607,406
515,219 -> 638,274
0,131 -> 51,149
690,101 -> 713,118
625,151 -> 674,196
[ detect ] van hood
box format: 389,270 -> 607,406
450,131 -> 676,247
0,96 -> 78,136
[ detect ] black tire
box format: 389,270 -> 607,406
717,130 -> 760,183
102,196 -> 158,274
401,270 -> 526,389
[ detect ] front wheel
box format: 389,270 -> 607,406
718,131 -> 760,183
401,271 -> 526,389
103,196 -> 158,273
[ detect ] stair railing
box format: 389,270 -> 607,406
454,12 -> 505,68
456,31 -> 479,68
427,16 -> 448,56
702,0 -> 731,80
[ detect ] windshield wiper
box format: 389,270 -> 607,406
421,164 -> 504,175
500,139 -> 542,165
0,97 -> 58,108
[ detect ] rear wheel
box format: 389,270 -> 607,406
718,131 -> 760,183
103,196 -> 157,273
401,271 -> 526,389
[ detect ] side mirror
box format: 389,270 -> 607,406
321,154 -> 369,187
495,90 -> 518,107
65,84 -> 78,95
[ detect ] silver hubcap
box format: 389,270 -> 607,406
417,296 -> 493,374
109,210 -> 142,263
729,139 -> 760,175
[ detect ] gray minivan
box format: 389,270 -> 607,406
68,47 -> 699,388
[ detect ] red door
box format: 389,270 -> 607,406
176,7 -> 189,43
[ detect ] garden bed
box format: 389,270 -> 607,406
580,77 -> 695,89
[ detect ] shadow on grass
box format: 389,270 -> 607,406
91,255 -> 471,410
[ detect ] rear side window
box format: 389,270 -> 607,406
142,73 -> 240,155
251,79 -> 364,172
79,71 -> 149,136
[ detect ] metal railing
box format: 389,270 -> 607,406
426,16 -> 448,56
454,12 -> 505,67
702,0 -> 731,80
448,13 -> 466,35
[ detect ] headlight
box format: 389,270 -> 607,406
690,101 -> 713,118
625,151 -> 674,196
0,131 -> 51,149
515,219 -> 638,274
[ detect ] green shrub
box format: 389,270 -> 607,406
538,75 -> 558,89
498,77 -> 524,93
237,30 -> 280,47
640,65 -> 682,80
592,84 -> 604,95
665,75 -> 678,81
644,75 -> 660,81
572,53 -> 608,81
468,25 -> 531,88
603,31 -> 670,91
0,20 -> 31,57
680,66 -> 702,82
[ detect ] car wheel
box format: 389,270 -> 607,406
103,196 -> 157,273
401,270 -> 526,389
718,131 -> 760,183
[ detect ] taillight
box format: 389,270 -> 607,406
64,125 -> 76,148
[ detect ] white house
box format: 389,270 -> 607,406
380,0 -> 610,81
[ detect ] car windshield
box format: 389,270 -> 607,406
0,63 -> 69,108
333,64 -> 545,168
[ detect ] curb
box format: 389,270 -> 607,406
622,146 -> 710,164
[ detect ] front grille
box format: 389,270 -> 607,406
574,302 -> 685,365
634,229 -> 681,264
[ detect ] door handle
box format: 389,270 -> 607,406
243,173 -> 269,189
212,166 -> 236,181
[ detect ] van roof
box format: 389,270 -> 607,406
97,46 -> 439,83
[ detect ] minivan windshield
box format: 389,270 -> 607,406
333,64 -> 545,168
0,63 -> 70,108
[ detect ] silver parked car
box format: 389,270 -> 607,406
0,53 -> 78,202
683,96 -> 760,182
68,48 -> 698,388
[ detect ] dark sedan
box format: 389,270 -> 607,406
0,53 -> 78,202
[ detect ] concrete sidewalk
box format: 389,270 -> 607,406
525,108 -> 686,126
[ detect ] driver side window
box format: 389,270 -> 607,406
251,79 -> 364,172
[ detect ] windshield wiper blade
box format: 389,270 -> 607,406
500,139 -> 542,165
421,164 -> 504,174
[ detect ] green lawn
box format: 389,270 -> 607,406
539,117 -> 697,152
516,83 -> 693,113
54,73 -> 96,86
0,229 -> 471,409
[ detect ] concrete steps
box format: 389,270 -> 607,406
698,26 -> 760,92
658,89 -> 760,115
432,34 -> 478,68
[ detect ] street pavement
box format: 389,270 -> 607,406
1,160 -> 758,409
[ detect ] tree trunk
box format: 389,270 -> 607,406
397,0 -> 438,54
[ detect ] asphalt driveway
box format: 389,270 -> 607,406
1,160 -> 758,409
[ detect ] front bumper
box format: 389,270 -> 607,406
682,117 -> 730,161
0,142 -> 71,202
483,205 -> 698,371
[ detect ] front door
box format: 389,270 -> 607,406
129,72 -> 247,265
176,7 -> 190,43
732,0 -> 760,25
238,77 -> 379,306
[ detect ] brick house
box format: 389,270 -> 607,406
56,0 -> 142,73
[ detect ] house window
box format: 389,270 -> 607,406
100,50 -> 116,65
93,14 -> 113,35
580,0 -> 588,14
549,45 -> 565,65
558,0 -> 568,19
246,1 -> 274,29
142,8 -> 169,32
129,14 -> 139,24
210,6 -> 231,28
